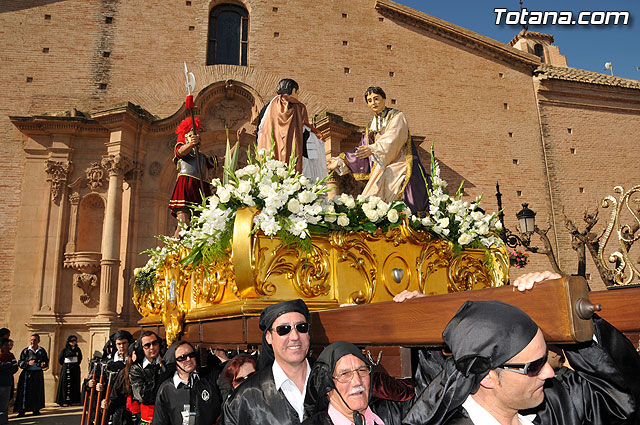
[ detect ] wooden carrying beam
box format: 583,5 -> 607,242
310,276 -> 597,346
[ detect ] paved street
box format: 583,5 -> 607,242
8,406 -> 82,424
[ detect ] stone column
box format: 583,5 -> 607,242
96,154 -> 132,320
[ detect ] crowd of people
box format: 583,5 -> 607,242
0,272 -> 639,425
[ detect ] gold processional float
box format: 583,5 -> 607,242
132,68 -> 510,344
133,206 -> 509,344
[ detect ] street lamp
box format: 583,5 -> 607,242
516,203 -> 536,234
495,182 -> 536,248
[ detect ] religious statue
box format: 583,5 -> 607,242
328,86 -> 430,214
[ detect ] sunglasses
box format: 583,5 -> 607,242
501,353 -> 548,377
175,351 -> 197,362
270,322 -> 309,336
69,339 -> 77,343
233,371 -> 255,385
142,339 -> 159,350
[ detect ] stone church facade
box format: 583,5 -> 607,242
1,0 -> 639,398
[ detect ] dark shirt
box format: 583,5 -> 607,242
153,371 -> 222,425
18,346 -> 48,370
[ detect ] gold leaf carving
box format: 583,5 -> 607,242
329,231 -> 378,304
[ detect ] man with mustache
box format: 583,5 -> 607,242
402,292 -> 640,425
303,341 -> 411,425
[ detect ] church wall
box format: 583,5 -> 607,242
535,78 -> 640,288
0,0 -> 109,333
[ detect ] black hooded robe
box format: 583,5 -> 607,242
14,346 -> 49,413
403,315 -> 640,425
55,344 -> 83,405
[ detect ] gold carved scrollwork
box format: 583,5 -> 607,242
253,239 -> 332,298
252,238 -> 277,297
161,249 -> 191,344
416,239 -> 454,294
448,253 -> 493,292
489,245 -> 510,286
132,249 -> 191,344
191,260 -> 232,305
329,231 -> 378,304
599,185 -> 640,286
132,273 -> 163,318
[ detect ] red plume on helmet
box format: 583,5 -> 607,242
176,117 -> 201,144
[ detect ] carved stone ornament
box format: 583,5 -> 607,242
85,161 -> 105,191
101,154 -> 134,177
69,191 -> 81,205
149,161 -> 162,177
64,252 -> 102,274
45,160 -> 72,201
206,98 -> 250,130
74,272 -> 98,305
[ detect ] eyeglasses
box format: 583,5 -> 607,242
270,322 -> 309,336
69,339 -> 77,343
500,354 -> 548,377
142,339 -> 159,350
175,351 -> 197,362
233,371 -> 255,385
333,365 -> 372,383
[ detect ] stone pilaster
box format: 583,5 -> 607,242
95,154 -> 133,320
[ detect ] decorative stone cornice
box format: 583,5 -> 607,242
101,154 -> 134,177
9,115 -> 108,136
90,102 -> 155,129
375,0 -> 540,70
85,161 -> 106,191
45,160 -> 72,201
64,252 -> 102,274
509,29 -> 554,46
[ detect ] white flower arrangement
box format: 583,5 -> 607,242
136,144 -> 503,287
410,146 -> 503,253
177,149 -> 332,265
134,242 -> 175,293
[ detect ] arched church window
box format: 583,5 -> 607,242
207,4 -> 249,66
534,43 -> 545,63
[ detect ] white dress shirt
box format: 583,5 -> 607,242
272,359 -> 311,422
463,394 -> 536,425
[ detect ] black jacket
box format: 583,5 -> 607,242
222,366 -> 302,425
153,371 -> 222,425
129,359 -> 167,405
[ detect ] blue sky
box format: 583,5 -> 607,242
400,0 -> 639,80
